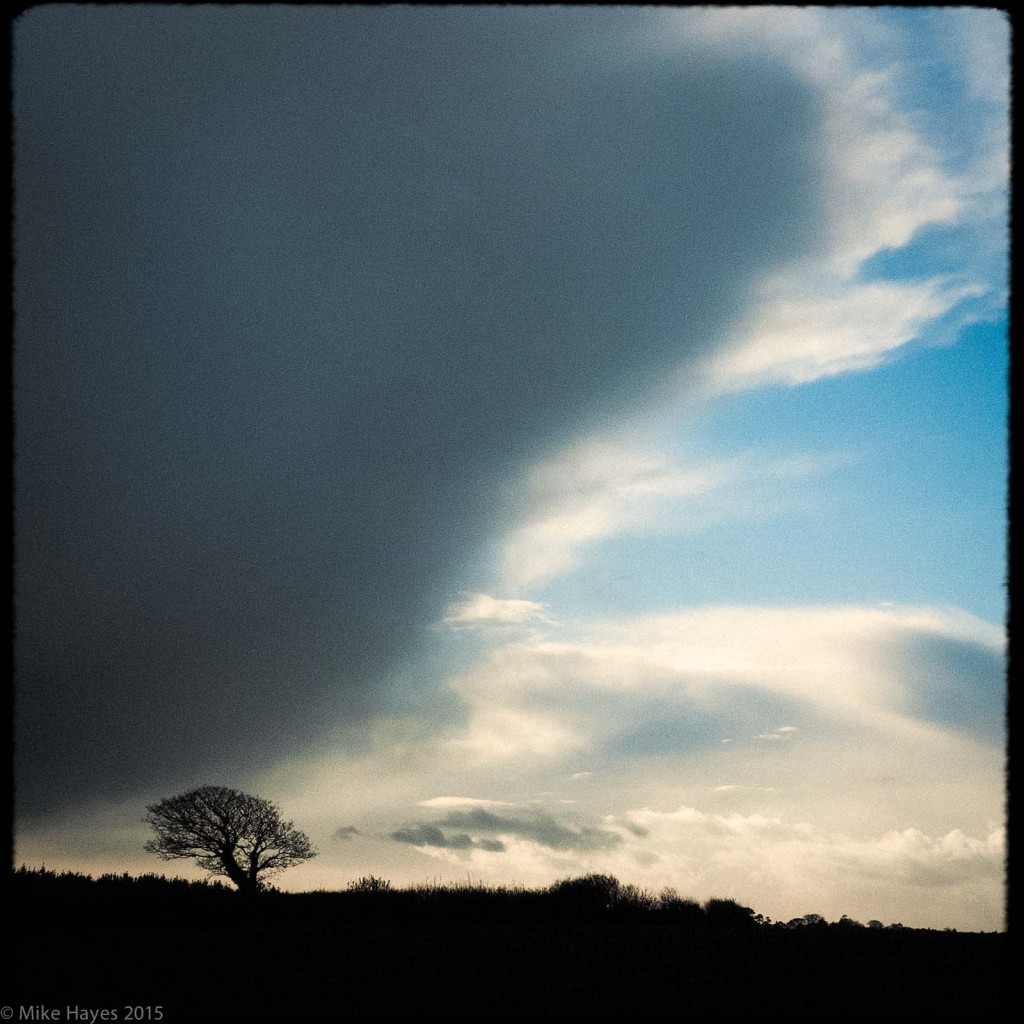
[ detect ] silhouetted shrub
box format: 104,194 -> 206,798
658,887 -> 707,926
347,875 -> 393,893
548,873 -> 621,912
614,882 -> 657,915
835,914 -> 865,929
703,897 -> 757,930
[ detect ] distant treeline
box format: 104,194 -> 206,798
8,866 -> 1006,1017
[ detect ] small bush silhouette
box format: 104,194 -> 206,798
615,882 -> 657,914
548,873 -> 621,912
703,897 -> 757,929
658,887 -> 707,925
347,875 -> 393,893
836,914 -> 864,928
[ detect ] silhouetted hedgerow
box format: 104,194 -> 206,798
8,866 -> 1006,1017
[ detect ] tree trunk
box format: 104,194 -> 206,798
219,851 -> 250,893
247,852 -> 262,895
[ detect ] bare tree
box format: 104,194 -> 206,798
144,785 -> 316,894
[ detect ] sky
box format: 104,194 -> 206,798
13,7 -> 1007,931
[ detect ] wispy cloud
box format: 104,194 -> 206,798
499,442 -> 725,588
417,796 -> 518,811
442,594 -> 550,628
499,442 -> 836,588
448,603 -> 1004,756
683,9 -> 1006,389
707,277 -> 986,391
445,707 -> 584,762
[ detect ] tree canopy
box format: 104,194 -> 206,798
144,785 -> 316,893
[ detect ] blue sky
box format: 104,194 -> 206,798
15,8 -> 1007,930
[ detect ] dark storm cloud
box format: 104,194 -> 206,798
390,807 -> 620,854
391,824 -> 502,852
391,825 -> 450,848
334,825 -> 361,841
14,8 -> 823,816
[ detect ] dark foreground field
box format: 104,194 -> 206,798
8,869 -> 1006,1018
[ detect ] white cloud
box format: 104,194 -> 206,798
449,603 -> 1004,749
684,9 -> 1004,388
676,10 -> 1003,395
497,440 -> 726,588
444,706 -> 584,761
417,796 -> 518,810
499,441 -> 835,589
617,803 -> 1004,929
442,593 -> 549,627
707,277 -> 986,391
827,823 -> 1006,887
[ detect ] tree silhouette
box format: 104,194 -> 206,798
144,785 -> 315,894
